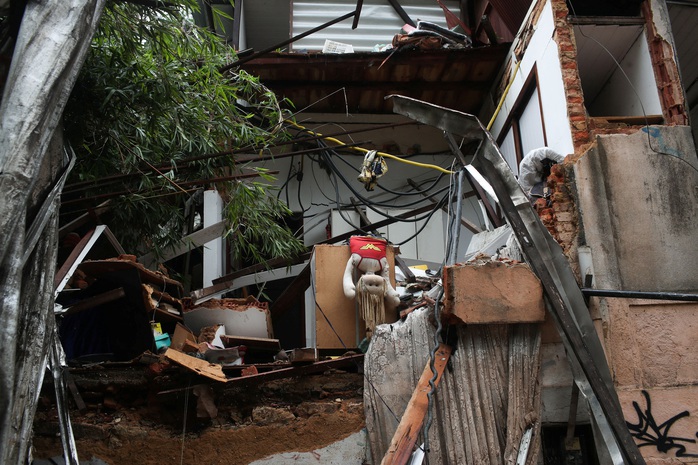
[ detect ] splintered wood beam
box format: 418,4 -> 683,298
62,287 -> 126,316
381,344 -> 452,465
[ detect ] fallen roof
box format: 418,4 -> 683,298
240,45 -> 510,115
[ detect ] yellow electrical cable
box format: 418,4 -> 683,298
487,59 -> 522,131
286,120 -> 454,175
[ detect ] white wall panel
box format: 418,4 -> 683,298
489,0 -> 574,158
519,87 -> 546,154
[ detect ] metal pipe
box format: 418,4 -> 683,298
581,288 -> 698,301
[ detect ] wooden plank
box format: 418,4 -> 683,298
220,335 -> 281,351
66,373 -> 87,412
138,220 -> 227,268
163,348 -> 227,383
54,227 -> 99,292
212,251 -> 311,285
224,353 -> 363,385
58,200 -> 111,239
381,344 -> 452,465
62,287 -> 126,316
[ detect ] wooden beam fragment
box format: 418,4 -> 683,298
381,344 -> 452,465
62,288 -> 126,316
138,220 -> 227,268
220,335 -> 280,351
224,353 -> 363,386
163,348 -> 227,383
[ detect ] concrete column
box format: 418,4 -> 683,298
203,190 -> 224,287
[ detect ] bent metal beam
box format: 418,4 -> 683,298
388,95 -> 646,465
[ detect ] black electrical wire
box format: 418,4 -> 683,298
329,152 -> 451,206
276,156 -> 296,205
393,194 -> 449,246
328,147 -> 450,197
316,138 -> 452,198
315,146 -> 446,224
309,155 -> 346,206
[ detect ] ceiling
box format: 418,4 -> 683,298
240,44 -> 510,115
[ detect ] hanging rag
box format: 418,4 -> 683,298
357,150 -> 388,191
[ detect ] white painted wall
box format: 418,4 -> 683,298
588,30 -> 662,117
487,0 -> 575,158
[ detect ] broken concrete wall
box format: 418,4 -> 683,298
601,297 -> 698,462
364,308 -> 542,465
574,124 -> 698,462
574,125 -> 698,292
643,0 -> 689,127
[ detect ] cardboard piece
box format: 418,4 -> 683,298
313,244 -> 397,349
171,323 -> 197,351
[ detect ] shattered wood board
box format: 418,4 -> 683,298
220,335 -> 280,351
442,259 -> 545,324
163,348 -> 227,383
381,344 -> 452,465
365,308 -> 542,465
313,244 -> 397,349
183,305 -> 273,339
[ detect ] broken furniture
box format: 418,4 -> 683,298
57,257 -> 183,362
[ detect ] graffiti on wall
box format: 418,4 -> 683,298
626,390 -> 698,458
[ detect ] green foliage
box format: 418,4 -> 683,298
225,179 -> 306,265
63,0 -> 305,264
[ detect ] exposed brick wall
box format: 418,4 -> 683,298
533,163 -> 578,261
642,1 -> 688,126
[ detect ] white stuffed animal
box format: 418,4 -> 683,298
343,236 -> 400,335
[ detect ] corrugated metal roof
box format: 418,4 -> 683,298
291,0 -> 462,51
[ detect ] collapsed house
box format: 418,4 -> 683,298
5,0 -> 698,464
